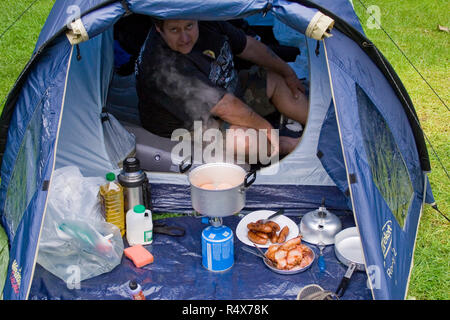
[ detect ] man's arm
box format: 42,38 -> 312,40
236,36 -> 305,98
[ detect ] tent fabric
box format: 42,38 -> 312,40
0,0 -> 433,300
317,101 -> 349,198
324,30 -> 427,299
305,0 -> 365,35
29,215 -> 372,300
0,36 -> 73,300
55,27 -> 130,177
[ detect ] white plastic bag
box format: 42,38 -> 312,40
37,166 -> 124,284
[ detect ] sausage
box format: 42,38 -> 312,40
269,231 -> 279,243
247,230 -> 268,245
247,222 -> 273,234
255,231 -> 269,240
265,221 -> 280,232
277,226 -> 290,243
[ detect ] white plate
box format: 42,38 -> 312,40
236,210 -> 299,248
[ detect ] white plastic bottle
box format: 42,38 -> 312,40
126,204 -> 153,246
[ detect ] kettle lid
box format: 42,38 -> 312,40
124,157 -> 141,173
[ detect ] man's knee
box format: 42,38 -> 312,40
224,125 -> 274,164
225,125 -> 262,162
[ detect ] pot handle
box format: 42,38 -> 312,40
179,156 -> 193,174
244,170 -> 257,188
336,262 -> 357,297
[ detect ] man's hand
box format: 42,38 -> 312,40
283,68 -> 306,99
238,36 -> 305,100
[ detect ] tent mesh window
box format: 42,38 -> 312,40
356,84 -> 414,229
3,89 -> 56,239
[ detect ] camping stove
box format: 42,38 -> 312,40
201,216 -> 234,272
182,162 -> 256,272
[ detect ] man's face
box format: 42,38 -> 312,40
156,20 -> 199,54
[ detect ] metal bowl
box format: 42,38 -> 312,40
263,245 -> 316,275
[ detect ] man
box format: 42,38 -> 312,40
136,19 -> 308,161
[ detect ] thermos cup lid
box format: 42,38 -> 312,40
124,157 -> 141,173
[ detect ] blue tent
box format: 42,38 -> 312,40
0,0 -> 434,300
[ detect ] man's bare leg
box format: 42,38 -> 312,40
225,125 -> 280,164
266,69 -> 309,126
264,69 -> 308,154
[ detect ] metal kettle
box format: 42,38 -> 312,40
299,199 -> 342,245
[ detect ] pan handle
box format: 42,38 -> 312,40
179,155 -> 193,173
336,262 -> 357,297
244,170 -> 257,188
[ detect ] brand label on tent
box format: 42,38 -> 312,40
381,220 -> 397,278
381,220 -> 393,258
9,259 -> 22,294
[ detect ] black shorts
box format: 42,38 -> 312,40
238,66 -> 276,117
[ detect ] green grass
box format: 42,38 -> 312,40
0,0 -> 55,105
0,0 -> 448,300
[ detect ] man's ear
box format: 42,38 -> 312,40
155,24 -> 162,34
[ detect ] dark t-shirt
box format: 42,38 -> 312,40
136,21 -> 247,137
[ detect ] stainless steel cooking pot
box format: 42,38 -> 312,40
181,161 -> 256,217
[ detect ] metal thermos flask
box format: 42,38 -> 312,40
118,157 -> 152,212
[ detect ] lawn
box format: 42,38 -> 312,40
0,0 -> 448,300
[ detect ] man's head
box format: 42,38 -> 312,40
154,19 -> 199,54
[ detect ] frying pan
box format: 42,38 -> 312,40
334,227 -> 365,297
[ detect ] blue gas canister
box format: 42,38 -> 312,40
201,225 -> 234,272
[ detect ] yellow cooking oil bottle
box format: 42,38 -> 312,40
99,172 -> 125,236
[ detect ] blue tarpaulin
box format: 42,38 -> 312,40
29,214 -> 371,300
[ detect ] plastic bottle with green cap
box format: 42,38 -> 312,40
99,172 -> 125,236
126,204 -> 153,246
